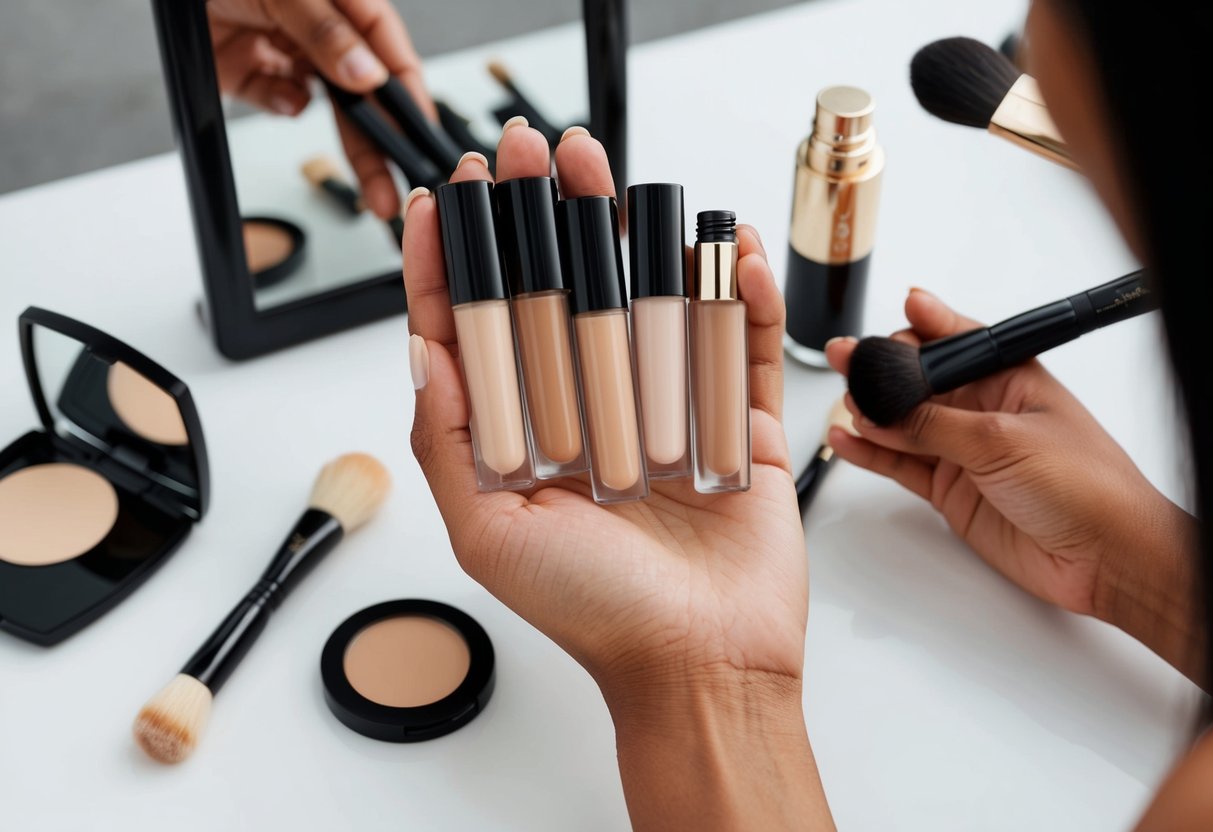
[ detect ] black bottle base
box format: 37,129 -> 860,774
783,247 -> 871,367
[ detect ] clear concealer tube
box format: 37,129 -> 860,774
626,183 -> 691,479
435,179 -> 534,491
494,177 -> 588,479
690,211 -> 750,493
556,196 -> 649,504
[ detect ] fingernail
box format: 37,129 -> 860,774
270,96 -> 296,116
824,336 -> 857,350
560,125 -> 590,143
455,151 -> 489,171
403,186 -> 430,215
501,115 -> 529,135
408,334 -> 429,391
337,44 -> 388,86
909,286 -> 933,297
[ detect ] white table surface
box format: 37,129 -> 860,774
0,1 -> 1201,829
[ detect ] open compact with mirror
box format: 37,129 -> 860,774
0,308 -> 208,645
151,0 -> 626,359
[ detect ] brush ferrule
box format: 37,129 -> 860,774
989,75 -> 1077,170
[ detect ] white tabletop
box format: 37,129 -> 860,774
0,1 -> 1200,829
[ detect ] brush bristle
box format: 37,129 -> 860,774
133,674 -> 212,764
300,155 -> 341,186
486,60 -> 511,87
910,36 -> 1020,128
308,453 -> 391,532
848,338 -> 932,427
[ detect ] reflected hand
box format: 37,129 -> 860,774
826,290 -> 1200,676
207,0 -> 435,218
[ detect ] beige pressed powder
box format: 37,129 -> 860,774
242,220 -> 295,274
0,462 -> 119,566
107,361 -> 189,446
343,615 -> 471,708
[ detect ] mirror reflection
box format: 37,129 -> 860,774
206,4 -> 589,311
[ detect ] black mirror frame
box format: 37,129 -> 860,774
151,0 -> 626,360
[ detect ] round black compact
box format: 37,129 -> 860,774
321,599 -> 495,742
241,216 -> 306,288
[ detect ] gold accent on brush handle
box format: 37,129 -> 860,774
989,75 -> 1077,171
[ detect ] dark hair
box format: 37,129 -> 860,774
1052,1 -> 1211,686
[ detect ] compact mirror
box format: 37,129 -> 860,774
152,0 -> 623,359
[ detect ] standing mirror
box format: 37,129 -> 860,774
151,0 -> 625,360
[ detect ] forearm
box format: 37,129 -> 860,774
1096,497 -> 1206,687
603,669 -> 835,832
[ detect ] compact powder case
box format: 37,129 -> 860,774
241,216 -> 306,288
0,308 -> 209,645
321,599 -> 495,742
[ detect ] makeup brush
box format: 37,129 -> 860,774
849,270 -> 1154,426
795,398 -> 856,515
909,36 -> 1075,170
132,453 -> 391,764
301,155 -> 363,216
373,77 -> 464,174
322,79 -> 444,190
435,100 -> 497,168
487,60 -> 564,146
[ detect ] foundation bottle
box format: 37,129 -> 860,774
555,195 -> 649,504
690,211 -> 751,493
626,183 -> 690,479
494,177 -> 588,479
434,179 -> 534,491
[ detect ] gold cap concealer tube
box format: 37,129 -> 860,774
556,196 -> 650,504
627,183 -> 691,479
435,179 -> 535,491
494,177 -> 588,479
691,211 -> 751,493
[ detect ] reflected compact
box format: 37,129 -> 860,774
241,216 -> 306,289
0,308 -> 209,645
321,599 -> 495,742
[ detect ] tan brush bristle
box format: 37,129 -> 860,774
300,155 -> 342,187
133,674 -> 212,764
308,452 -> 391,532
486,60 -> 511,88
824,397 -> 858,444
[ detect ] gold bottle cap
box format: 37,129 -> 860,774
813,86 -> 875,146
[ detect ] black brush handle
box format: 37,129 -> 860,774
374,77 -> 464,174
795,447 -> 833,515
180,509 -> 343,693
491,97 -> 564,147
435,100 -> 497,166
323,80 -> 444,190
319,178 -> 363,215
922,269 -> 1153,393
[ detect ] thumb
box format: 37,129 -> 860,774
850,396 -> 1034,476
407,335 -> 481,513
271,0 -> 388,91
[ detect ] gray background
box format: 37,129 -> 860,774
0,0 -> 801,194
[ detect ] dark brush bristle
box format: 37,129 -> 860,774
910,37 -> 1021,128
848,337 -> 932,426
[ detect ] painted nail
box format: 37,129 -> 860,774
270,96 -> 296,116
502,115 -> 529,135
560,125 -> 590,143
824,336 -> 858,350
456,151 -> 489,170
403,186 -> 430,215
909,286 -> 933,297
336,44 -> 388,87
408,334 -> 430,391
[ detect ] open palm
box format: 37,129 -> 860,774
403,125 -> 808,699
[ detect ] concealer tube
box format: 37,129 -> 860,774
495,177 -> 587,478
435,180 -> 534,491
784,86 -> 885,367
556,196 -> 649,504
691,211 -> 750,493
627,183 -> 690,479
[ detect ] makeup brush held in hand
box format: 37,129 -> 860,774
133,453 -> 391,764
910,36 -> 1076,170
849,270 -> 1155,426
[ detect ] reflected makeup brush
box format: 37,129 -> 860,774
848,270 -> 1155,426
301,155 -> 363,216
435,100 -> 497,168
373,77 -> 464,174
795,398 -> 856,515
132,453 -> 391,764
487,60 -> 564,146
909,37 -> 1076,170
322,79 -> 444,190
